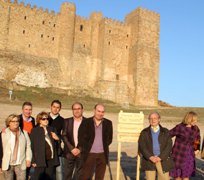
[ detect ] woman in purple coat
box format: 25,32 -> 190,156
169,111 -> 200,180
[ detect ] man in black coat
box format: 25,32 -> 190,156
62,102 -> 86,180
138,112 -> 173,180
48,100 -> 65,180
78,104 -> 113,180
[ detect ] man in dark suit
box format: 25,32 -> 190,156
48,100 -> 65,180
62,102 -> 86,180
78,104 -> 113,180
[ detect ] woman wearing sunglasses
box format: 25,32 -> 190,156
30,111 -> 59,180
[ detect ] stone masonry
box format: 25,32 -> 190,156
0,0 -> 160,106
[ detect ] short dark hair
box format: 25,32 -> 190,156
72,102 -> 83,110
22,101 -> 32,109
51,100 -> 62,108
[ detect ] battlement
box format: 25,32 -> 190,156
2,0 -> 58,17
0,1 -> 160,107
60,2 -> 76,12
90,12 -> 103,20
77,15 -> 89,22
125,7 -> 160,23
104,17 -> 127,27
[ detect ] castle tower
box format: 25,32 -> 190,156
57,2 -> 76,85
90,12 -> 103,59
125,8 -> 160,106
0,0 -> 10,50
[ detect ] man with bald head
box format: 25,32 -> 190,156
78,104 -> 113,180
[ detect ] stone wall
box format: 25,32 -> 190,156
0,0 -> 160,106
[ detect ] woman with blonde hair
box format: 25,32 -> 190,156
0,114 -> 32,180
169,111 -> 200,180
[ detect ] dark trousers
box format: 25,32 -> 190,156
81,153 -> 106,180
32,160 -> 56,180
64,154 -> 83,180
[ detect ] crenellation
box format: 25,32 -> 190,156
90,12 -> 103,21
19,2 -> 24,7
38,7 -> 43,13
76,15 -> 89,21
26,4 -> 31,8
0,1 -> 160,106
104,18 -> 128,27
50,10 -> 55,16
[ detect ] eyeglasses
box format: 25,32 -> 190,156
73,108 -> 82,111
10,120 -> 19,123
41,117 -> 48,121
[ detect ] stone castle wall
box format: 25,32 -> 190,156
0,0 -> 160,106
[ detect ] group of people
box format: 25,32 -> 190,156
0,100 -> 203,180
139,111 -> 203,180
0,100 -> 113,180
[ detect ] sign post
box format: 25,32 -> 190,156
9,90 -> 13,101
116,110 -> 144,180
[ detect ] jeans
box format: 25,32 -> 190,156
56,157 -> 65,180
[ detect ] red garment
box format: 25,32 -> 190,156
23,120 -> 33,134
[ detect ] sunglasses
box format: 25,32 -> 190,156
41,117 -> 48,121
10,120 -> 19,123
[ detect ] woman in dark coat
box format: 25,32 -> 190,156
30,111 -> 59,180
169,111 -> 201,180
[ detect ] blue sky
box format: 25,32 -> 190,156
20,0 -> 204,107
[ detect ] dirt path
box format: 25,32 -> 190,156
0,103 -> 203,179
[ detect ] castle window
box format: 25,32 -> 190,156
80,25 -> 83,31
52,37 -> 55,41
41,34 -> 43,38
126,45 -> 128,49
24,16 -> 27,20
42,21 -> 45,25
23,30 -> 25,34
108,41 -> 111,45
28,44 -> 31,48
116,74 -> 119,80
47,35 -> 49,38
127,34 -> 129,37
83,44 -> 86,48
109,30 -> 111,33
53,24 -> 56,27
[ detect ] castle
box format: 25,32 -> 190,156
0,0 -> 160,106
